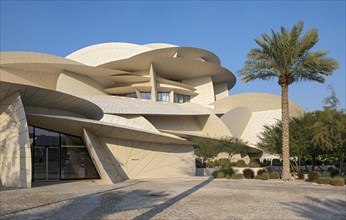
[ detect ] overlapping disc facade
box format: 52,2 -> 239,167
0,43 -> 304,187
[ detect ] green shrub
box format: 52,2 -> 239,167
236,160 -> 247,167
207,161 -> 214,168
316,160 -> 323,166
330,168 -> 339,177
219,158 -> 231,168
269,171 -> 280,179
297,173 -> 305,180
331,176 -> 345,186
261,173 -> 269,180
272,159 -> 281,166
232,174 -> 244,179
324,160 -> 334,165
257,169 -> 267,176
212,171 -> 225,178
308,171 -> 321,182
225,174 -> 231,179
249,161 -> 261,168
230,162 -> 237,167
254,175 -> 262,180
214,159 -> 220,167
317,176 -> 332,185
220,167 -> 235,176
243,169 -> 255,179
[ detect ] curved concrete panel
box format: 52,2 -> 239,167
26,114 -> 191,145
0,81 -> 103,120
66,43 -> 152,66
220,107 -> 252,137
213,93 -> 304,117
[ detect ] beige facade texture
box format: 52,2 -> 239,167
0,42 -> 304,188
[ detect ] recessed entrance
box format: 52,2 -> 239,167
29,126 -> 99,182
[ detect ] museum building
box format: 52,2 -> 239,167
0,43 -> 303,188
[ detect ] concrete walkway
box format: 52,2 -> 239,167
1,177 -> 345,219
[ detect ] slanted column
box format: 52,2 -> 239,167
149,64 -> 157,101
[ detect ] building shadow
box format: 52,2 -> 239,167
1,177 -> 213,220
282,195 -> 346,220
133,177 -> 213,220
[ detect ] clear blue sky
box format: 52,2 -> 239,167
1,1 -> 345,111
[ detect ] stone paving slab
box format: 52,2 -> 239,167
0,177 -> 345,220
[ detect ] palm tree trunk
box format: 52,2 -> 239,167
281,83 -> 290,180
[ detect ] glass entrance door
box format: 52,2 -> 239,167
33,146 -> 60,181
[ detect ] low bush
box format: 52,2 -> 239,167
324,160 -> 334,165
212,171 -> 225,178
330,168 -> 339,177
219,158 -> 231,168
207,161 -> 214,168
308,171 -> 321,182
236,160 -> 247,167
225,174 -> 231,179
269,171 -> 280,179
257,169 -> 267,176
331,176 -> 345,186
254,175 -> 262,180
243,169 -> 255,179
261,173 -> 269,180
249,161 -> 261,168
297,173 -> 305,180
272,159 -> 282,166
220,167 -> 235,176
214,159 -> 220,167
316,176 -> 332,185
230,162 -> 237,167
232,174 -> 244,179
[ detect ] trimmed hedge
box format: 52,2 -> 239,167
207,161 -> 214,168
331,176 -> 345,186
254,175 -> 262,180
257,169 -> 267,176
232,174 -> 244,179
269,171 -> 280,179
261,173 -> 269,180
308,171 -> 321,182
212,171 -> 225,178
243,169 -> 255,179
297,173 -> 305,180
219,158 -> 231,168
317,176 -> 332,185
236,160 -> 247,167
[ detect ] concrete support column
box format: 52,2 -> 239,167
149,64 -> 157,101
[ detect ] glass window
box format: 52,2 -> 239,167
30,126 -> 100,181
34,127 -> 60,146
140,92 -> 151,100
174,93 -> 190,103
157,92 -> 169,102
61,145 -> 99,180
126,93 -> 137,98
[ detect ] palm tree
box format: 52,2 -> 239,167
238,21 -> 339,180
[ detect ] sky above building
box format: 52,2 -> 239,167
1,1 -> 345,111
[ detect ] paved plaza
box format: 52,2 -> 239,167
1,177 -> 345,220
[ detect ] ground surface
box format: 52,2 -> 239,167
0,177 -> 345,220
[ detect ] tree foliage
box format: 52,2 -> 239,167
238,21 -> 339,180
217,136 -> 248,160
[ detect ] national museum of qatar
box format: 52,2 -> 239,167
0,43 -> 304,188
